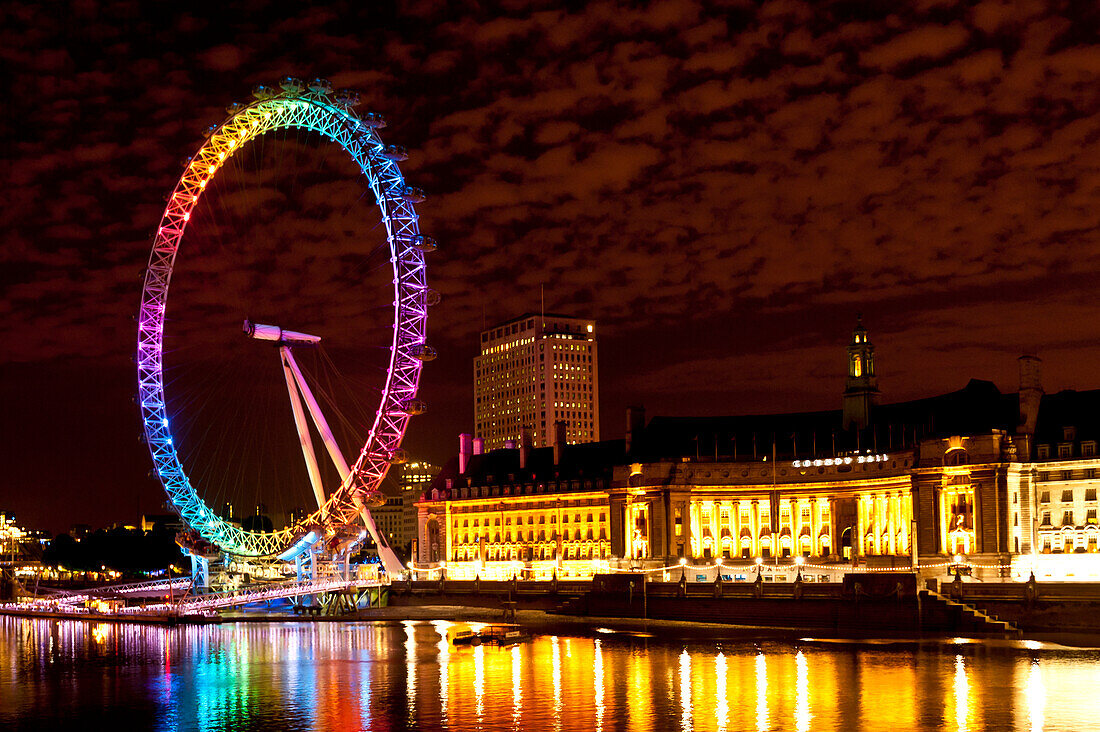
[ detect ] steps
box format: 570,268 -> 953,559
919,589 -> 1022,638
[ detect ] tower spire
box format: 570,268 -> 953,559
843,316 -> 880,432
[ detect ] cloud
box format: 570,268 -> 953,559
7,0 -> 1100,530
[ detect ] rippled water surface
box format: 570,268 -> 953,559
3,616 -> 1100,731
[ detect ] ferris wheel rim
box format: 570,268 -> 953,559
136,86 -> 429,558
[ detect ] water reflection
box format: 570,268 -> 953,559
679,648 -> 692,731
953,654 -> 971,732
756,651 -> 769,732
594,638 -> 604,732
795,650 -> 811,732
404,620 -> 416,725
2,617 -> 1100,730
1027,661 -> 1044,732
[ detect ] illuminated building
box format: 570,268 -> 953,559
423,319 -> 1100,581
372,461 -> 441,553
474,313 -> 599,450
399,461 -> 439,553
372,481 -> 407,550
0,511 -> 48,562
416,422 -> 620,578
0,512 -> 27,561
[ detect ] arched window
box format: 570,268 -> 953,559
944,449 -> 968,467
852,354 -> 862,377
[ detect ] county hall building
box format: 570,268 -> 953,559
417,320 -> 1100,582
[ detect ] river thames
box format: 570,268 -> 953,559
2,616 -> 1099,731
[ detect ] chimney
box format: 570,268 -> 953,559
519,427 -> 532,469
625,405 -> 646,453
553,420 -> 567,465
1017,355 -> 1043,436
458,433 -> 473,474
472,437 -> 484,455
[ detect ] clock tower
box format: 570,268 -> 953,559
843,316 -> 880,431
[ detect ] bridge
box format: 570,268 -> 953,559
1,574 -> 388,622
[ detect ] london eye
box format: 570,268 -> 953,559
136,77 -> 437,571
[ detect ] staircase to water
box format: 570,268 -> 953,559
919,589 -> 1022,638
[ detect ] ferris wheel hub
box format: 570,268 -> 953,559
242,319 -> 321,346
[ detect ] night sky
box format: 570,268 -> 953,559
5,1 -> 1100,534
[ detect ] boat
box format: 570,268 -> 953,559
452,629 -> 482,646
478,624 -> 531,646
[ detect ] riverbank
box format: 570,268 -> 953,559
345,605 -> 1100,648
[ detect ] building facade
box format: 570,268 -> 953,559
610,451 -> 915,566
474,313 -> 599,450
416,423 -> 618,578
371,460 -> 440,556
421,320 -> 1100,582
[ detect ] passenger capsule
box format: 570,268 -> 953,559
410,234 -> 437,253
395,399 -> 428,416
409,343 -> 437,362
361,112 -> 387,129
226,101 -> 245,115
279,76 -> 304,93
202,124 -> 219,138
382,144 -> 408,161
251,85 -> 275,100
387,449 -> 408,465
307,77 -> 332,95
400,186 -> 426,203
424,289 -> 442,307
359,490 -> 386,509
333,89 -> 360,107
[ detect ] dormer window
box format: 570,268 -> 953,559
1038,445 -> 1051,459
1064,426 -> 1077,441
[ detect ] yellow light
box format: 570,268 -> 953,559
207,165 -> 215,174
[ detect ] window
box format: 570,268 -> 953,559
1040,491 -> 1050,503
1041,511 -> 1051,526
1064,426 -> 1077,441
1087,469 -> 1097,480
1088,509 -> 1098,524
1088,489 -> 1097,501
1084,442 -> 1097,457
1062,511 -> 1074,526
1059,444 -> 1073,458
943,448 -> 970,466
1063,471 -> 1074,482
1062,490 -> 1075,502
1039,471 -> 1050,482
1038,445 -> 1050,459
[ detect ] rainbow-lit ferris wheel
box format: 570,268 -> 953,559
136,77 -> 437,571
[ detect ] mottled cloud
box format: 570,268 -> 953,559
5,0 -> 1100,530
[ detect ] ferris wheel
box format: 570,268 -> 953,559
136,77 -> 437,570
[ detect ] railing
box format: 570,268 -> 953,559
131,576 -> 385,613
46,578 -> 193,605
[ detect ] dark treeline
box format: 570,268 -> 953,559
43,527 -> 181,572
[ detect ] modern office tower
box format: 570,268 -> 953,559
474,313 -> 599,450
